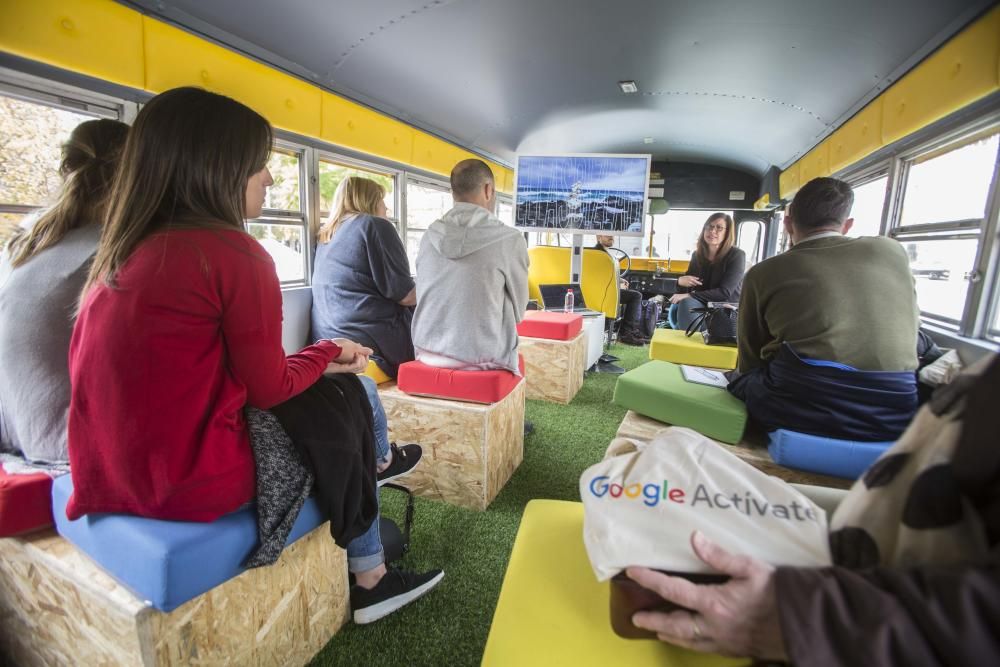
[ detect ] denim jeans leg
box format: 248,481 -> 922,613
359,375 -> 391,465
346,498 -> 385,573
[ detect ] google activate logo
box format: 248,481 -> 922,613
587,476 -> 819,523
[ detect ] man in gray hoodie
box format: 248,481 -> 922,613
411,159 -> 529,375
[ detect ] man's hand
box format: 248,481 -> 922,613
677,276 -> 703,288
620,279 -> 629,290
669,293 -> 691,305
325,338 -> 373,374
627,531 -> 787,661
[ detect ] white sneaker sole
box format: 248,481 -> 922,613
353,571 -> 444,625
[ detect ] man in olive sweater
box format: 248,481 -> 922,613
729,177 -> 920,440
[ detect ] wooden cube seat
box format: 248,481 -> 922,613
482,499 -> 746,667
0,464 -> 53,537
378,379 -> 525,510
518,331 -> 587,404
649,329 -> 738,370
50,474 -> 330,611
0,514 -> 347,666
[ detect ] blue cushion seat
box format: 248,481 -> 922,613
51,475 -> 327,611
767,429 -> 895,480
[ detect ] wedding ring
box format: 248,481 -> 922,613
691,616 -> 704,641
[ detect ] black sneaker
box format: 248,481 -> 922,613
377,443 -> 422,487
351,568 -> 444,624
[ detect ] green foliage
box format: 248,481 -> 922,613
311,343 -> 650,667
318,162 -> 394,215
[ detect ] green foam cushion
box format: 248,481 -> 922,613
612,361 -> 747,444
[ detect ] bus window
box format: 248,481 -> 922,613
246,148 -> 307,284
404,178 -> 452,268
736,220 -> 763,267
648,210 -> 731,261
318,158 -> 396,220
847,176 -> 887,237
497,198 -> 514,226
893,131 -> 999,329
0,93 -> 103,245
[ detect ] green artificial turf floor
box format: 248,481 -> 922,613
312,341 -> 650,667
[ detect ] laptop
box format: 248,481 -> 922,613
538,284 -> 603,317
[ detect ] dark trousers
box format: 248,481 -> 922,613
619,289 -> 642,329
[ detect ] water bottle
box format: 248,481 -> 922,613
563,288 -> 574,312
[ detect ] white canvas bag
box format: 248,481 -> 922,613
581,427 -> 832,581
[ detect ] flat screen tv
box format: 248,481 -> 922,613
514,153 -> 651,236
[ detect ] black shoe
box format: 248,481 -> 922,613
351,568 -> 444,624
377,443 -> 422,487
524,420 -> 534,436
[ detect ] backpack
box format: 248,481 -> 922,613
640,300 -> 662,339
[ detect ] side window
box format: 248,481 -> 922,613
404,178 -> 452,269
892,131 -> 999,328
246,147 -> 308,284
0,91 -> 114,246
846,176 -> 887,237
318,158 -> 397,222
735,220 -> 763,267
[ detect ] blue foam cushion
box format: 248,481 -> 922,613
767,429 -> 894,480
51,475 -> 327,611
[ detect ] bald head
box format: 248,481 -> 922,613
451,158 -> 496,211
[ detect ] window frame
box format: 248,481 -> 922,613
887,126 -> 1000,335
0,71 -> 131,234
316,150 -> 402,228
247,138 -> 311,287
735,219 -> 764,266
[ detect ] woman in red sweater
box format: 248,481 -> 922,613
67,87 -> 441,624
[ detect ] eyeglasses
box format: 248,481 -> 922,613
704,225 -> 727,233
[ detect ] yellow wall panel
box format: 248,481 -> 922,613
779,162 -> 801,200
828,98 -> 884,174
320,93 -> 413,165
411,131 -> 470,178
797,140 -> 830,185
143,18 -> 321,138
882,5 -> 1000,145
0,0 -> 143,89
500,168 -> 515,195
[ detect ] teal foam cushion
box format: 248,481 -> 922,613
612,361 -> 747,444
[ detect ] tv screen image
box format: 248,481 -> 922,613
514,154 -> 650,236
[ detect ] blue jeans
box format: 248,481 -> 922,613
346,375 -> 391,573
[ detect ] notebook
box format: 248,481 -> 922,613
680,365 -> 729,388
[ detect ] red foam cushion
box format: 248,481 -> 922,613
0,465 -> 54,536
516,311 -> 584,341
398,357 -> 525,403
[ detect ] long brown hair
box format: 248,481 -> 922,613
695,212 -> 735,265
318,176 -> 385,244
85,87 -> 272,291
6,119 -> 129,268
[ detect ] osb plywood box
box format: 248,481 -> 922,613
379,380 -> 525,510
616,410 -> 851,490
0,524 -> 349,666
518,332 -> 586,404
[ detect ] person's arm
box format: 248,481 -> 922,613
736,267 -> 765,373
776,559 -> 1000,667
367,217 -> 416,304
221,238 -> 341,409
507,235 -> 530,323
676,255 -> 700,293
692,249 -> 745,303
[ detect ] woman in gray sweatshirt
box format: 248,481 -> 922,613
0,118 -> 128,465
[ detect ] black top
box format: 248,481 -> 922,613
679,247 -> 746,303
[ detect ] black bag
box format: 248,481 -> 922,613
639,300 -> 662,339
685,303 -> 738,346
380,483 -> 415,563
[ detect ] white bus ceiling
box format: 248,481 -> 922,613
122,0 -> 994,176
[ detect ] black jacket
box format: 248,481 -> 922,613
680,247 -> 746,303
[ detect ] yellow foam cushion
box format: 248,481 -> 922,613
648,330 -> 737,370
360,360 -> 392,385
482,500 -> 747,667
